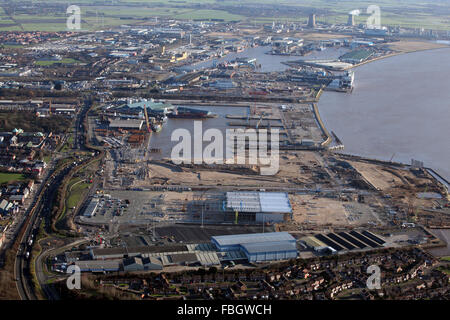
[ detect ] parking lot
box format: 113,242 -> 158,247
80,190 -> 194,225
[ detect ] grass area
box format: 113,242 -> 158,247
43,155 -> 52,164
0,44 -> 23,49
173,9 -> 244,21
438,266 -> 450,275
67,134 -> 74,144
66,180 -> 90,209
0,172 -> 26,184
340,49 -> 374,61
35,58 -> 80,66
1,0 -> 449,30
441,256 -> 450,262
0,219 -> 11,226
0,248 -> 21,299
60,134 -> 74,152
55,157 -> 75,170
55,176 -> 90,226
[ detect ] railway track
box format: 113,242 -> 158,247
14,163 -> 74,300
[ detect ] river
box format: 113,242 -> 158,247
152,46 -> 349,158
318,47 -> 450,182
181,45 -> 349,72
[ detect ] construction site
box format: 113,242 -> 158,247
72,93 -> 450,261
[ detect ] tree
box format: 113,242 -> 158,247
208,267 -> 218,274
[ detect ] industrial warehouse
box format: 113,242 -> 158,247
212,232 -> 298,262
79,190 -> 294,225
53,232 -> 299,273
301,230 -> 386,255
224,192 -> 293,223
57,229 -> 388,273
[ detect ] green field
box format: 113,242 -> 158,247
340,49 -> 374,61
67,179 -> 90,209
35,58 -> 80,66
0,0 -> 449,31
438,266 -> 450,275
0,173 -> 26,184
56,177 -> 90,223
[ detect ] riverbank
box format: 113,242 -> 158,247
344,42 -> 449,70
311,88 -> 332,148
315,45 -> 450,192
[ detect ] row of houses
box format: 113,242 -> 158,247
0,180 -> 34,210
0,129 -> 49,175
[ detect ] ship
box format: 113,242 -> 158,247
290,70 -> 331,84
168,106 -> 217,119
151,123 -> 162,133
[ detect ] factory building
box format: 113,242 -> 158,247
223,191 -> 292,223
109,119 -> 144,130
90,243 -> 222,267
211,232 -> 298,262
241,242 -> 298,262
83,198 -> 99,217
300,236 -> 337,254
107,99 -> 173,118
75,260 -> 121,272
123,256 -> 163,272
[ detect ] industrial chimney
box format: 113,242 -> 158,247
308,13 -> 316,28
347,13 -> 355,26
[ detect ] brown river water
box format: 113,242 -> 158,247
319,47 -> 450,182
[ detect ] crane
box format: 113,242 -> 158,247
256,112 -> 267,129
389,153 -> 396,162
143,104 -> 152,133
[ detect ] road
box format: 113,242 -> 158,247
14,164 -> 76,300
14,98 -> 94,300
35,238 -> 90,300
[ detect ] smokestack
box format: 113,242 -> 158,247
308,13 -> 316,28
347,14 -> 355,26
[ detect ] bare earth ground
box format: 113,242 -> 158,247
349,161 -> 404,191
349,160 -> 434,194
0,249 -> 20,299
135,151 -> 323,188
386,40 -> 448,53
290,194 -> 349,226
207,32 -> 236,38
290,194 -> 377,227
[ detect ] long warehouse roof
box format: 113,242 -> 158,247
225,192 -> 292,213
241,241 -> 297,254
212,232 -> 295,247
109,119 -> 143,129
75,260 -> 121,270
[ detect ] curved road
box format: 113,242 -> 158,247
14,98 -> 93,300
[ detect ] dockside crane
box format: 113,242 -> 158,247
389,153 -> 396,162
256,112 -> 267,129
141,104 -> 153,177
143,104 -> 151,133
